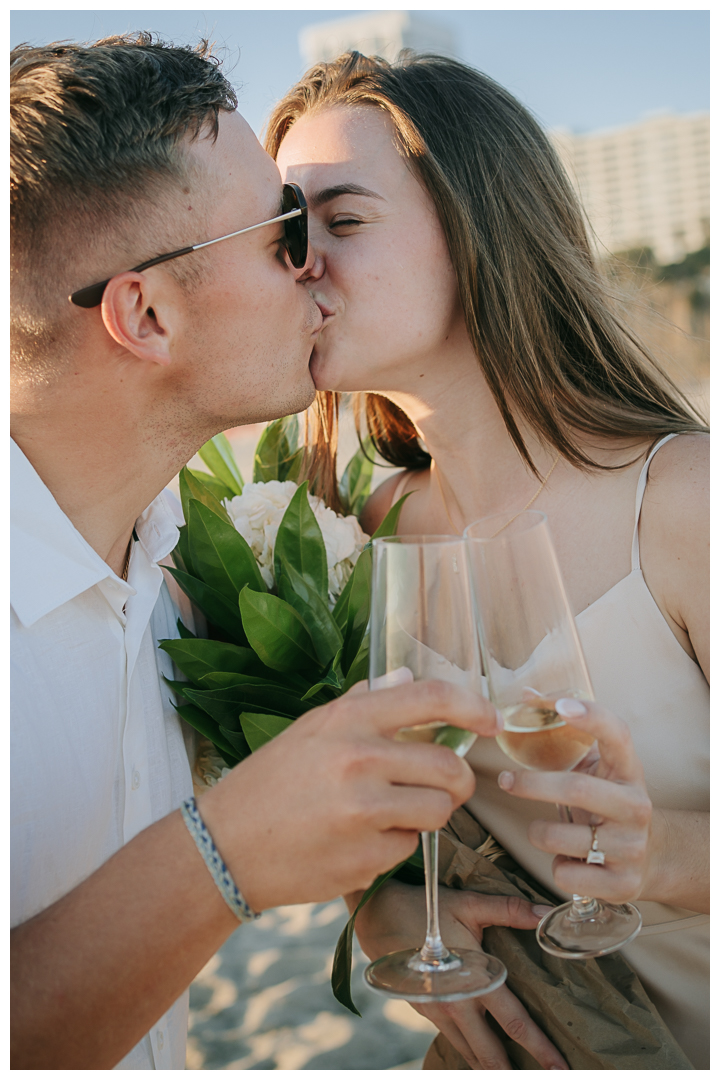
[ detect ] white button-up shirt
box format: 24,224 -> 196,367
11,438 -> 195,1069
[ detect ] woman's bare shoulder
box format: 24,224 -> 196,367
359,471 -> 408,535
641,432 -> 708,673
646,432 -> 709,510
360,468 -> 431,534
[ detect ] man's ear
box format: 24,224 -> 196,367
100,272 -> 174,367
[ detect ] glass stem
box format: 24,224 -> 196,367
420,831 -> 450,963
558,805 -> 601,919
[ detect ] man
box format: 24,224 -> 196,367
10,36 -> 546,1069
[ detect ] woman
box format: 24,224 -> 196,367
267,53 -> 709,1069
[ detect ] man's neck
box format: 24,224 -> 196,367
11,386 -> 202,576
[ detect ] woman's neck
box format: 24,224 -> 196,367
381,347 -> 563,528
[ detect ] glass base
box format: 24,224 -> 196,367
364,948 -> 506,1002
536,898 -> 643,958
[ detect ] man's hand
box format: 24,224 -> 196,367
201,680 -> 503,912
354,879 -> 568,1070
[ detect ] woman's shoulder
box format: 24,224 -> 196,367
645,432 -> 708,513
359,468 -> 428,535
640,432 -> 708,673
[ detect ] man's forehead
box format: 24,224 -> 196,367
186,109 -> 282,218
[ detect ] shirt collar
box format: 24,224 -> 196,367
10,439 -> 183,628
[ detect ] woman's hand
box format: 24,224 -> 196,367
498,698 -> 655,903
354,879 -> 568,1070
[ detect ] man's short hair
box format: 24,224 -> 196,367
11,32 -> 237,379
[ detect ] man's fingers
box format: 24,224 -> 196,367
345,680 -> 501,739
483,985 -> 568,1070
376,786 -> 455,833
379,740 -> 476,803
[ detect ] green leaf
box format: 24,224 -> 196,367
176,619 -> 196,640
164,566 -> 247,644
339,439 -> 375,517
186,499 -> 267,597
188,469 -> 235,504
219,725 -> 251,759
301,665 -> 343,702
239,711 -> 295,751
253,415 -> 303,483
277,561 -> 342,669
332,864 -> 404,1016
173,702 -> 242,766
172,525 -> 195,578
159,637 -> 263,684
333,492 -> 414,667
370,489 -> 414,542
198,432 -> 244,496
238,585 -> 319,674
182,681 -> 307,727
274,481 -> 328,600
179,466 -> 231,526
342,632 -> 369,691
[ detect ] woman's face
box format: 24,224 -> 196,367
276,105 -> 466,393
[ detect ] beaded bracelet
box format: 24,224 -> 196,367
180,796 -> 259,923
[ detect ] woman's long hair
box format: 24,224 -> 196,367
265,52 -> 707,504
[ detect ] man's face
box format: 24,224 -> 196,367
165,110 -> 321,429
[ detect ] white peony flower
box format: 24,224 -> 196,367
224,481 -> 369,604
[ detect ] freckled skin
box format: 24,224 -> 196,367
276,106 -> 468,395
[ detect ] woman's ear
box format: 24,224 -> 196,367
100,272 -> 173,367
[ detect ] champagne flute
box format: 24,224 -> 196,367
364,535 -> 507,1001
465,510 -> 642,958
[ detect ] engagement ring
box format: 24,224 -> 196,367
586,824 -> 606,865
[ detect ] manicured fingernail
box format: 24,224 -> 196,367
556,698 -> 587,718
494,708 -> 504,732
498,770 -> 514,791
531,905 -> 554,917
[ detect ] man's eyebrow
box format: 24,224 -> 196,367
309,183 -> 385,208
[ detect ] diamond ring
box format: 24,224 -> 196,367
586,824 -> 606,865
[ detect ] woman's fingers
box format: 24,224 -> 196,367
482,984 -> 569,1070
498,768 -> 652,826
416,1000 -> 512,1070
527,819 -> 646,864
552,699 -> 646,784
458,892 -> 554,936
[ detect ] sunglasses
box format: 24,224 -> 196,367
69,183 -> 309,308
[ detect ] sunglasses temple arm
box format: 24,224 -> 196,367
192,207 -> 302,252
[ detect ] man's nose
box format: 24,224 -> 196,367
296,239 -> 325,284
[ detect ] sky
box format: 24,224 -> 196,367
10,9 -> 709,138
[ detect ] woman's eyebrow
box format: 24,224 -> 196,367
309,183 -> 385,207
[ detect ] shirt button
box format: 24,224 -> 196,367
131,770 -> 141,790
157,1030 -> 164,1051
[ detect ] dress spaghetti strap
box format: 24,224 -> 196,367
631,433 -> 679,571
390,469 -> 416,507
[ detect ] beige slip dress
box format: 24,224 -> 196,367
392,434 -> 710,1068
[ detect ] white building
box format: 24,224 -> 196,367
551,111 -> 709,264
299,10 -> 456,68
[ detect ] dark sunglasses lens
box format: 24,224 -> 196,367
282,183 -> 308,269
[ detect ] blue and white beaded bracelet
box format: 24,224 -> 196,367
181,796 -> 259,923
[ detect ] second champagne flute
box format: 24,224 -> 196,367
364,535 -> 506,1002
465,510 -> 642,959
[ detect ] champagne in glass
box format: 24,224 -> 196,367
465,510 -> 642,959
364,535 -> 506,1002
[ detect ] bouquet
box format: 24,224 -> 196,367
159,414 -> 413,1015
159,412 -> 408,775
